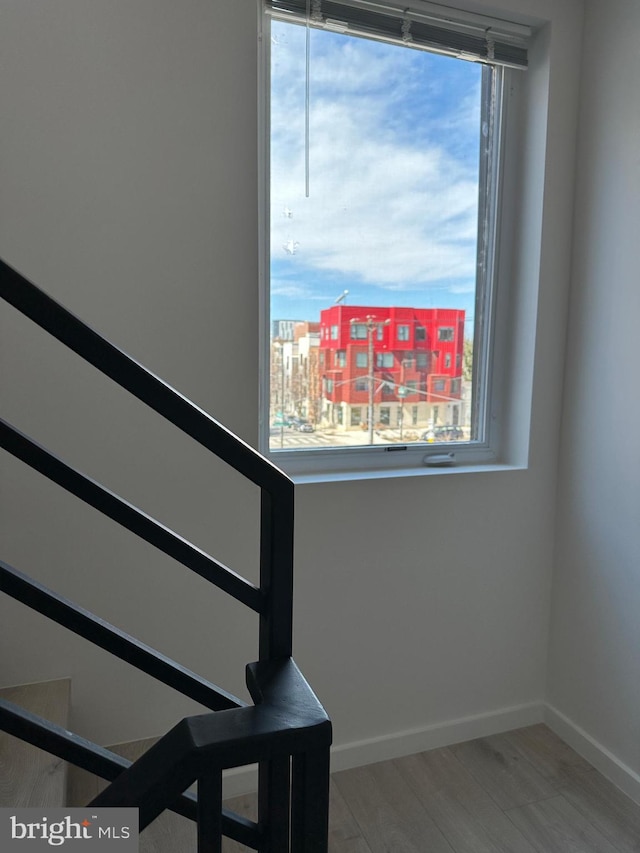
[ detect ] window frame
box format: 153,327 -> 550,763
258,0 -> 529,479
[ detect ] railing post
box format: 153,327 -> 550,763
258,485 -> 294,661
291,747 -> 331,853
258,480 -> 295,850
197,771 -> 223,853
258,756 -> 290,852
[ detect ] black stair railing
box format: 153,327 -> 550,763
0,258 -> 331,852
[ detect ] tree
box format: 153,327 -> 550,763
463,338 -> 473,382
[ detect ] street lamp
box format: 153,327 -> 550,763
350,315 -> 390,446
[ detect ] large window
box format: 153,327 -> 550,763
262,0 -> 529,473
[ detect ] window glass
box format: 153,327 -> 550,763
438,328 -> 454,342
265,5 -> 510,463
376,352 -> 394,368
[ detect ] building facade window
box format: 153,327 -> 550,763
356,352 -> 368,368
438,327 -> 454,342
335,350 -> 346,367
350,324 -> 367,340
350,408 -> 362,427
379,407 -> 391,425
397,324 -> 410,341
376,352 -> 394,368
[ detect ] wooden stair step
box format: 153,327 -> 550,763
0,678 -> 71,808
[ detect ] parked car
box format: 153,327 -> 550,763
272,415 -> 298,428
295,420 -> 314,432
420,426 -> 464,442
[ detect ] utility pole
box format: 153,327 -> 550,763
350,315 -> 389,445
398,358 -> 408,441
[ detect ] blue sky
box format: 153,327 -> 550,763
270,21 -> 483,330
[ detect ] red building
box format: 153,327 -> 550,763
319,305 -> 465,432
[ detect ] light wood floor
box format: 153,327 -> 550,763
68,724 -> 640,852
224,724 -> 640,853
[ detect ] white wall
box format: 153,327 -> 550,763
1,0 -> 583,775
547,0 -> 640,787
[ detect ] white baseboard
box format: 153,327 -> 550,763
329,702 -> 544,773
221,701 -> 544,798
545,704 -> 640,806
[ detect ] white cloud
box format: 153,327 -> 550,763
271,281 -> 330,299
270,24 -> 481,291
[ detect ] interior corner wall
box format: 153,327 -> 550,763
1,0 -> 581,764
547,0 -> 640,787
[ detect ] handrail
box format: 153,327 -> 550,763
92,659 -> 331,843
0,256 -> 294,660
0,421 -> 263,612
0,260 -> 329,850
0,698 -> 260,849
0,560 -> 247,712
0,258 -> 290,495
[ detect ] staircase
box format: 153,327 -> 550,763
0,259 -> 331,852
0,680 -> 69,810
0,678 -> 259,852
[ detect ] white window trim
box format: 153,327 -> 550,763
258,0 -> 544,482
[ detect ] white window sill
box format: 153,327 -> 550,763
290,461 -> 526,486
